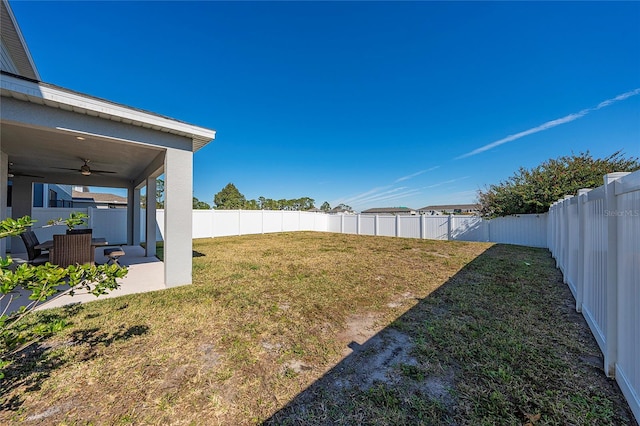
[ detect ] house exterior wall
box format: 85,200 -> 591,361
0,38 -> 19,74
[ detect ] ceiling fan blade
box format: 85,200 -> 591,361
9,172 -> 45,178
90,169 -> 117,174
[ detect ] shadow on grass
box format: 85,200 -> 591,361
0,302 -> 149,413
263,244 -> 633,425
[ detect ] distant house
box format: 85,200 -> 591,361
419,204 -> 480,215
6,182 -> 73,208
329,205 -> 355,214
72,187 -> 127,209
361,207 -> 417,215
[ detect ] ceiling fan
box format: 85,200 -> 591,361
55,159 -> 117,176
7,162 -> 44,179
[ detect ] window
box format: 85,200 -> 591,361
33,183 -> 44,207
48,189 -> 58,207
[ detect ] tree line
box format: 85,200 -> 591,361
194,183 -> 333,211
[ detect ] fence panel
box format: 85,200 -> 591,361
451,216 -> 486,242
398,215 -> 420,238
239,210 -> 263,235
192,210 -> 213,239
566,201 -> 580,296
377,216 -> 396,237
423,216 -> 449,240
261,210 -> 282,233
582,189 -> 607,351
359,215 -> 376,235
210,210 -> 240,237
614,177 -> 640,422
327,215 -> 342,233
342,215 -> 358,234
487,214 -> 548,248
87,207 -> 128,244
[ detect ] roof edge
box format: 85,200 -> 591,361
2,0 -> 40,80
1,71 -> 216,150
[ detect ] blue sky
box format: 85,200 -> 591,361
10,1 -> 640,211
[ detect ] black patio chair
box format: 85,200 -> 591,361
20,230 -> 49,266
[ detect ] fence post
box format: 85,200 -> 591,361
603,172 -> 629,377
340,214 -> 344,234
395,215 -> 400,237
374,215 -> 379,236
357,214 -> 361,235
447,215 -> 452,241
575,189 -> 590,313
561,195 -> 572,278
420,214 -> 425,239
88,206 -> 95,230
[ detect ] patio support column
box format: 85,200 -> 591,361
145,177 -> 157,258
0,151 -> 7,256
128,185 -> 141,246
126,185 -> 133,245
163,148 -> 192,287
9,177 -> 33,253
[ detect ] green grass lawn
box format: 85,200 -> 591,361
1,232 -> 633,425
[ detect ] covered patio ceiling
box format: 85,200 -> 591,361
1,120 -> 163,188
1,71 -> 215,189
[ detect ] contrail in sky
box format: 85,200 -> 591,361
455,88 -> 640,160
394,166 -> 440,183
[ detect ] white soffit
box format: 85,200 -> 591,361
1,73 -> 216,151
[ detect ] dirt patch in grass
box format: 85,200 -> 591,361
0,233 -> 634,425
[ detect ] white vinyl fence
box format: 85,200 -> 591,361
8,207 -> 547,251
549,171 -> 640,423
323,213 -> 547,247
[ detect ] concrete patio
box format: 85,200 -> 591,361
1,245 -> 165,314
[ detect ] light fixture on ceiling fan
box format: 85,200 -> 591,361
54,159 -> 117,176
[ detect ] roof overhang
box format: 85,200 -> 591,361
1,72 -> 216,151
0,0 -> 40,80
1,72 -> 216,188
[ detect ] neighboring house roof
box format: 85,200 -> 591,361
361,207 -> 416,214
72,191 -> 127,205
419,204 -> 480,211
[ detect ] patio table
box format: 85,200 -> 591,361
35,237 -> 108,251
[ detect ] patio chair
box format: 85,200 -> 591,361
20,230 -> 50,266
104,247 -> 125,266
50,233 -> 93,267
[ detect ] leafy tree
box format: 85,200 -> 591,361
213,183 -> 246,209
333,203 -> 353,213
1,215 -> 127,378
192,197 -> 211,210
478,150 -> 640,217
320,201 -> 331,212
213,184 -> 316,211
244,199 -> 260,210
140,178 -> 165,209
